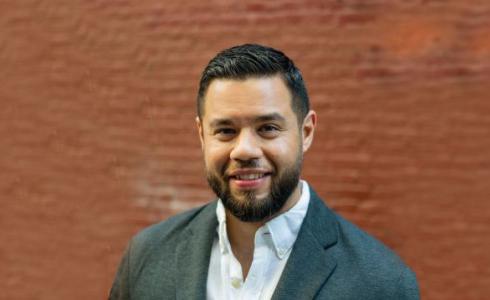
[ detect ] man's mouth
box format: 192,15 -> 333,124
231,173 -> 269,180
227,170 -> 272,189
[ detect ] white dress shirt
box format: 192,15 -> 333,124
206,180 -> 310,300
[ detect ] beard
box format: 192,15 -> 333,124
206,155 -> 303,222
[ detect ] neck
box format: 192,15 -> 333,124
224,181 -> 302,277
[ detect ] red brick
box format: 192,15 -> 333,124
1,1 -> 489,299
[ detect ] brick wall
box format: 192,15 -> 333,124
1,1 -> 489,299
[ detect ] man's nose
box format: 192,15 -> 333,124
230,129 -> 262,161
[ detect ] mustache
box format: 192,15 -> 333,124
233,160 -> 260,169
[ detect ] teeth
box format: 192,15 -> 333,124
236,174 -> 264,180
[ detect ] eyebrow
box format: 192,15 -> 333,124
209,113 -> 286,128
255,113 -> 286,123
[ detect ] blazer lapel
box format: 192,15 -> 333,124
175,202 -> 218,300
272,189 -> 339,299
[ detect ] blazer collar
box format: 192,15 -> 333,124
175,186 -> 339,299
175,201 -> 218,300
272,187 -> 339,299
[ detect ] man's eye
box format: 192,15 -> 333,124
215,128 -> 236,135
258,124 -> 281,136
259,124 -> 279,132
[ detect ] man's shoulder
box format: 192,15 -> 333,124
334,213 -> 409,271
130,201 -> 217,252
308,190 -> 411,270
307,191 -> 419,297
332,215 -> 419,297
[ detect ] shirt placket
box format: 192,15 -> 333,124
228,253 -> 244,299
242,227 -> 270,300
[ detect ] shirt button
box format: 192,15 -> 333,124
231,277 -> 242,289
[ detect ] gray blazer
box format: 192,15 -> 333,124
109,187 -> 420,299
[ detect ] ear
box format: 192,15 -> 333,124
196,116 -> 204,149
301,110 -> 317,153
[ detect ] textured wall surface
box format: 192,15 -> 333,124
1,1 -> 489,299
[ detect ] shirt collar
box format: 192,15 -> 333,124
215,180 -> 310,259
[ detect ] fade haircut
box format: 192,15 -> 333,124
197,44 -> 310,124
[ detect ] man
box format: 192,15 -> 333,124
110,44 -> 419,299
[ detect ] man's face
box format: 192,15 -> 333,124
197,75 -> 315,222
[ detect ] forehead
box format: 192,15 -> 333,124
202,76 -> 294,123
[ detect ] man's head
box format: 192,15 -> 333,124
196,44 -> 316,223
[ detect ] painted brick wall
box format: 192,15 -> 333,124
1,1 -> 489,299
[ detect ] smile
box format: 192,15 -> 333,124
232,173 -> 267,180
229,169 -> 271,189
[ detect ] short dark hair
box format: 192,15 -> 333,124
197,44 -> 310,124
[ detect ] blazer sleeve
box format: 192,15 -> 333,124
396,267 -> 420,300
109,240 -> 132,300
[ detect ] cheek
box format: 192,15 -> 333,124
264,138 -> 300,167
204,142 -> 231,170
